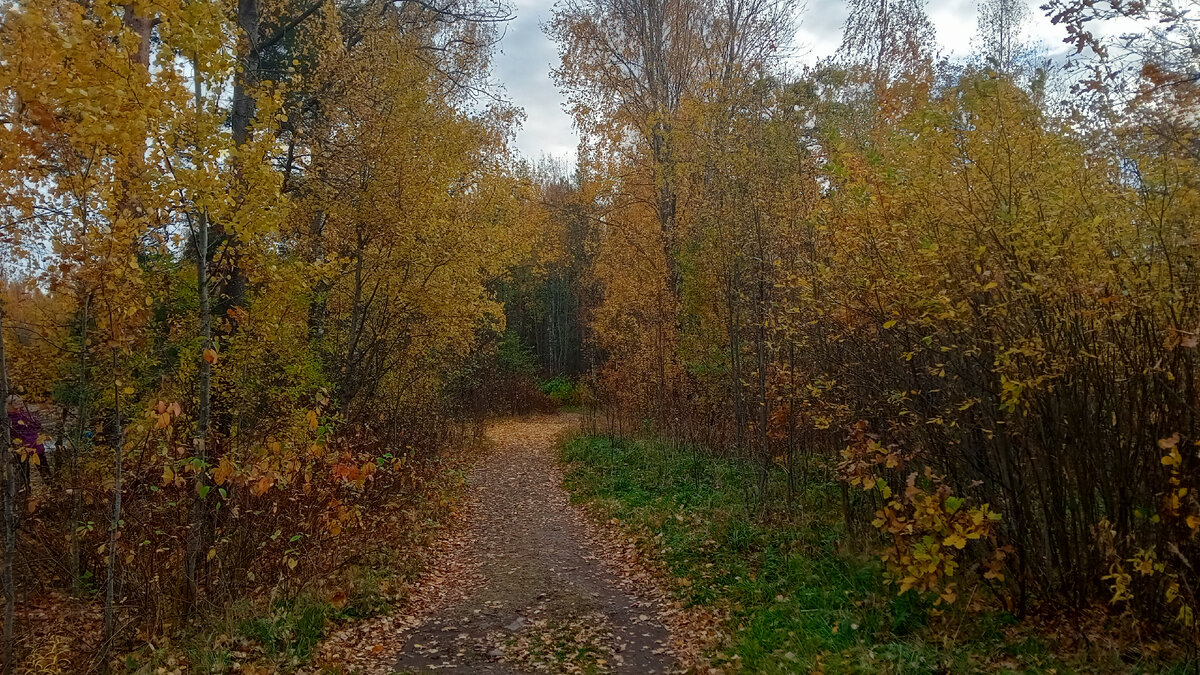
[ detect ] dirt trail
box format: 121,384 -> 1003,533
319,414 -> 680,674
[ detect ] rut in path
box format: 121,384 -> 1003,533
391,415 -> 676,674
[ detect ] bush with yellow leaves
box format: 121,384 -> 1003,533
1101,434 -> 1200,641
838,422 -> 1008,606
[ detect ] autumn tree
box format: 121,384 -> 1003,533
838,0 -> 935,89
0,0 -> 528,666
558,0 -> 1200,638
550,0 -> 800,436
550,0 -> 708,303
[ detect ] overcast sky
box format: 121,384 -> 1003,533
491,0 -> 1077,163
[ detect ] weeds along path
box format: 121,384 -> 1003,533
317,413 -> 679,674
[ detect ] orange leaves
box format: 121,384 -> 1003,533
325,501 -> 356,537
331,459 -> 377,487
836,421 -> 905,493
152,399 -> 182,429
212,457 -> 235,486
766,403 -> 792,441
1163,324 -> 1200,350
332,463 -> 361,482
202,348 -> 218,365
329,590 -> 348,609
22,100 -> 58,130
983,546 -> 1014,582
251,475 -> 273,497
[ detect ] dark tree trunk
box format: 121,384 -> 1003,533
1,297 -> 15,675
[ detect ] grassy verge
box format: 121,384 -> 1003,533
187,552 -> 420,671
561,435 -> 1189,674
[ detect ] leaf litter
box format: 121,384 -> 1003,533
307,414 -> 714,674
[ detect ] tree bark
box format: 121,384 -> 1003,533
214,0 -> 261,324
184,209 -> 212,614
99,10 -> 152,657
100,347 -> 125,671
1,297 -> 15,675
70,293 -> 90,594
184,58 -> 214,617
306,211 -> 329,341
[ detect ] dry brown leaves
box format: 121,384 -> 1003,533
302,476 -> 486,674
13,592 -> 103,674
490,611 -> 616,673
553,457 -> 725,672
307,413 -> 717,674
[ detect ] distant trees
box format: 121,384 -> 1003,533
838,0 -> 935,87
975,0 -> 1028,72
497,161 -> 596,377
550,0 -> 801,435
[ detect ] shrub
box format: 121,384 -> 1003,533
539,376 -> 577,406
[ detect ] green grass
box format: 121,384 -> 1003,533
130,559 -> 405,673
237,598 -> 331,662
560,435 -> 1190,674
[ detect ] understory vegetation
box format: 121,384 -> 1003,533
563,435 -> 1196,673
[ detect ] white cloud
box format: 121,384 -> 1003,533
497,0 -> 1077,161
493,0 -> 577,162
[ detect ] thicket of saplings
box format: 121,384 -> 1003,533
550,0 -> 1200,651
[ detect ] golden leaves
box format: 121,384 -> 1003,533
942,533 -> 967,550
840,422 -> 1002,603
251,475 -> 273,497
213,457 -> 235,486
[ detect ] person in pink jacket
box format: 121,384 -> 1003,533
7,394 -> 50,490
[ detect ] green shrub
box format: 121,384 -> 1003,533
539,376 -> 576,405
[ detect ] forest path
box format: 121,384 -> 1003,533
391,413 -> 676,667
370,413 -> 677,674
